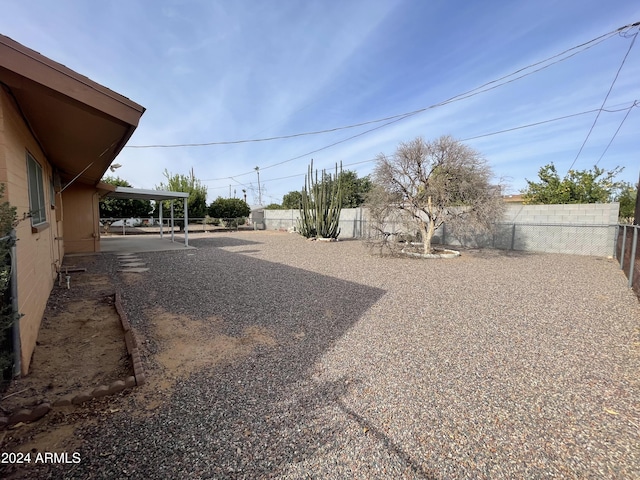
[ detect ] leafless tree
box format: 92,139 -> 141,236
368,135 -> 505,255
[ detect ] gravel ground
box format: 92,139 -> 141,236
10,231 -> 640,478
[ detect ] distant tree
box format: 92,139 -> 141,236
154,168 -> 208,219
521,163 -> 623,205
281,171 -> 370,210
282,191 -> 303,209
614,181 -> 637,221
99,176 -> 152,218
208,197 -> 251,219
338,170 -> 372,207
264,202 -> 283,210
369,135 -> 504,255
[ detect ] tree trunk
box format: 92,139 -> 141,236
421,195 -> 435,254
418,220 -> 434,254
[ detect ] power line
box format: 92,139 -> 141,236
125,21 -> 637,151
461,103 -> 637,141
594,101 -> 637,166
201,113 -> 415,182
205,104 -> 640,202
566,28 -> 638,172
202,101 -> 638,186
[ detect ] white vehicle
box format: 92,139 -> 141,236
109,218 -> 142,227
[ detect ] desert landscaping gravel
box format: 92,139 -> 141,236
7,231 -> 640,478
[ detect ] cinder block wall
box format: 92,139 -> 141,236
434,203 -> 619,256
263,204 -> 620,256
263,208 -> 367,238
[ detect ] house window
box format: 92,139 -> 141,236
26,152 -> 46,226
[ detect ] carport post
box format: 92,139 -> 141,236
184,197 -> 189,247
159,201 -> 163,239
170,201 -> 175,243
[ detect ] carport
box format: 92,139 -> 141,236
101,185 -> 191,247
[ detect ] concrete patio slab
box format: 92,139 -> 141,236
100,235 -> 196,253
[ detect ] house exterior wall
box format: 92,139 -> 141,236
62,184 -> 100,253
0,89 -> 62,374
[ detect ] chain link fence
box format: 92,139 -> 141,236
262,212 -> 617,257
615,225 -> 640,299
437,222 -> 616,257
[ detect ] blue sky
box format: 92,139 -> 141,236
2,1 -> 639,205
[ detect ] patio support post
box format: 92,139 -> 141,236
184,197 -> 189,247
170,201 -> 175,243
159,201 -> 163,239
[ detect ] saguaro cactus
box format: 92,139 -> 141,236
297,160 -> 342,239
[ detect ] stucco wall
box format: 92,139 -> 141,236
62,184 -> 100,253
0,89 -> 62,375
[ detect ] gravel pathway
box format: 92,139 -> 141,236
15,232 -> 640,478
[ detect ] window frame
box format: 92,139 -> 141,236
26,151 -> 47,228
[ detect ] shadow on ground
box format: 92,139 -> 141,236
25,238 -> 432,478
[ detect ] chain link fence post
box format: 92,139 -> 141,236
620,226 -> 627,270
629,226 -> 638,289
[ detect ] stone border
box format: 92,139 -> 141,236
401,244 -> 461,259
0,291 -> 145,429
115,291 -> 146,386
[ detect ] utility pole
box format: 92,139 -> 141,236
254,166 -> 262,206
242,189 -> 247,203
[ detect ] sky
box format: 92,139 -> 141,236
2,0 -> 639,206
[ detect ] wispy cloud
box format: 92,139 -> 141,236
1,0 -> 638,200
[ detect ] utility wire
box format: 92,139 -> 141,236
566,28 -> 638,172
185,23 -> 640,185
205,100 -> 639,199
201,101 -> 638,184
203,112 -> 416,183
125,22 -> 637,150
594,101 -> 637,166
461,104 -> 637,141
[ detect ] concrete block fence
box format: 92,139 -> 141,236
262,203 -> 620,257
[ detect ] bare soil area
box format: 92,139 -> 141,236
0,252 -> 278,465
0,257 -> 129,455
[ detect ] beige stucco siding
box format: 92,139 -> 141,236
62,184 -> 101,253
0,89 -> 61,374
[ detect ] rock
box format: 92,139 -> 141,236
108,380 -> 126,395
8,409 -> 32,425
72,391 -> 93,405
92,385 -> 110,398
54,395 -> 74,407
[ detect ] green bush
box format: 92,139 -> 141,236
0,184 -> 17,385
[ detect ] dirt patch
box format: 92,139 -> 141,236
0,257 -> 130,457
132,307 -> 276,415
1,274 -> 128,410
